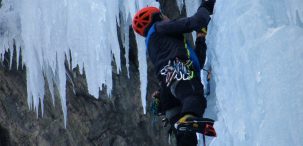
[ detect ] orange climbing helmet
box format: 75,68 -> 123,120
132,7 -> 161,37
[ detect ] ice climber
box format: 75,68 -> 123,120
132,0 -> 217,145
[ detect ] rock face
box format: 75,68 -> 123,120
0,0 -> 186,145
0,35 -> 169,146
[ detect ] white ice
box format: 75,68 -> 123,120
203,0 -> 303,145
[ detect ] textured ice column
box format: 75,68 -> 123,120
185,0 -> 201,17
0,0 -> 22,68
44,64 -> 55,105
124,22 -> 130,78
66,0 -> 120,98
19,0 -> 45,116
135,35 -> 148,114
120,4 -> 131,78
123,0 -> 160,114
207,0 -> 303,145
127,0 -> 159,114
184,0 -> 202,43
17,0 -> 69,126
176,0 -> 184,13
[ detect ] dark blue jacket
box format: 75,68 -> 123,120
146,7 -> 210,77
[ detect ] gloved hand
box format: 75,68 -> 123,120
197,27 -> 207,38
202,0 -> 216,15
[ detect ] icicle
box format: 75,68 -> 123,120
176,0 -> 184,13
123,13 -> 131,78
0,0 -> 163,126
135,34 -> 148,114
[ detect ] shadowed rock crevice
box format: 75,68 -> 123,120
0,124 -> 10,146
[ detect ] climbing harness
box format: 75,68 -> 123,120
145,25 -> 201,87
160,58 -> 195,86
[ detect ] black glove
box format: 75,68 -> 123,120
150,90 -> 161,116
195,34 -> 207,69
202,0 -> 216,15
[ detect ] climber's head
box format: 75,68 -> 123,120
132,7 -> 163,37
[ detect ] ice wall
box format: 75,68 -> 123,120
0,0 -> 158,126
207,0 -> 303,145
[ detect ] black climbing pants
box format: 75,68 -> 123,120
163,77 -> 207,146
170,77 -> 207,117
